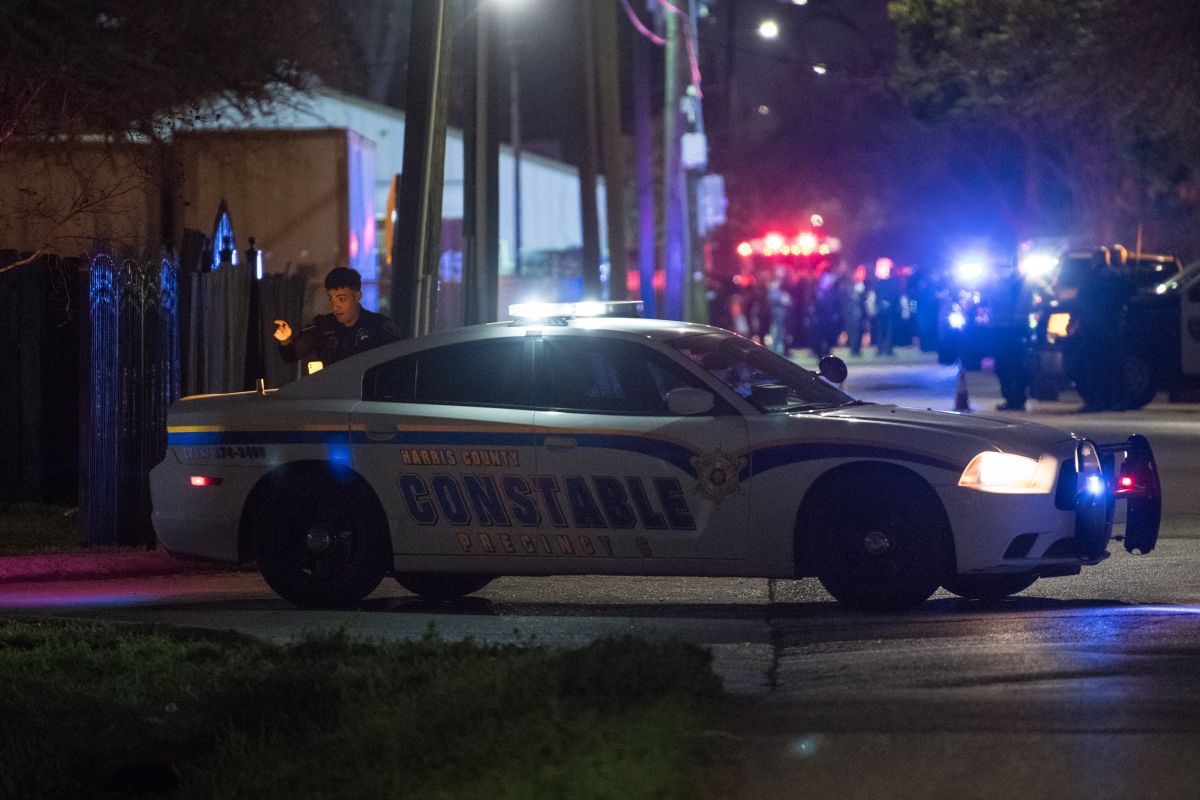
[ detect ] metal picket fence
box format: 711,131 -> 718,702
82,251 -> 179,547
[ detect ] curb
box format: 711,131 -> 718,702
0,551 -> 240,584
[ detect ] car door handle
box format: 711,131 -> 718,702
365,426 -> 395,442
543,435 -> 577,450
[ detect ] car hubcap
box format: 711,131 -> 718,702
305,527 -> 333,553
862,530 -> 894,555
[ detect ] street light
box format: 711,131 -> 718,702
758,19 -> 780,39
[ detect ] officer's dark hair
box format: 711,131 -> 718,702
324,266 -> 362,292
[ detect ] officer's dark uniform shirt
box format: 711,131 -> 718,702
278,309 -> 402,366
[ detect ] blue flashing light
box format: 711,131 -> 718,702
328,444 -> 353,467
955,260 -> 986,283
1085,475 -> 1104,496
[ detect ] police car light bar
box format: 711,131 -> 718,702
508,300 -> 643,321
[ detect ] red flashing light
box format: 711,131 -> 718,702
190,476 -> 223,487
736,241 -> 754,258
763,232 -> 786,252
1116,474 -> 1135,493
798,232 -> 818,255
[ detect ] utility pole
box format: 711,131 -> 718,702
684,0 -> 708,324
662,10 -> 686,320
508,18 -> 522,276
578,6 -> 603,298
391,0 -> 454,337
464,0 -> 501,325
632,17 -> 656,317
594,0 -> 628,300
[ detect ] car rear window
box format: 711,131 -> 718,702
363,338 -> 529,407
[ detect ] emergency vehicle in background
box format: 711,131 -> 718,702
1026,244 -> 1192,407
710,219 -> 844,350
151,301 -> 1161,612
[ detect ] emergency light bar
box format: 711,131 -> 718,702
508,300 -> 644,321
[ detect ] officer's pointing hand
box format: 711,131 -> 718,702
273,320 -> 292,343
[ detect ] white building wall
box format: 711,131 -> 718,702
205,88 -> 606,260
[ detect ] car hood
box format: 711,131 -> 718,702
812,403 -> 1076,459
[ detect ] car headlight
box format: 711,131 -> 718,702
958,451 -> 1055,493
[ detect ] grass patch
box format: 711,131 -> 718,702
0,620 -> 723,800
0,503 -> 81,555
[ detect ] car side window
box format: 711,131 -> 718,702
535,336 -> 726,415
363,338 -> 529,407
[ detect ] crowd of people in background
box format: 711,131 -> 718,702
710,257 -> 937,360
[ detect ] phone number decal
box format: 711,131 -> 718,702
181,445 -> 267,461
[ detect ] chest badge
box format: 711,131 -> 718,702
690,446 -> 747,506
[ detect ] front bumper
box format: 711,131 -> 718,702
944,435 -> 1161,577
1057,435 -> 1162,559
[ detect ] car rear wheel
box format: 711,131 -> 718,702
394,573 -> 494,601
805,468 -> 953,612
255,479 -> 390,608
942,573 -> 1037,602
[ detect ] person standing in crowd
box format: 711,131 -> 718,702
873,258 -> 901,356
273,266 -> 402,368
989,260 -> 1030,411
840,264 -> 867,356
767,269 -> 793,354
811,269 -> 841,358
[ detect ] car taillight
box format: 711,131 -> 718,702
190,476 -> 223,487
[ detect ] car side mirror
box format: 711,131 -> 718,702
666,387 -> 715,416
818,355 -> 848,384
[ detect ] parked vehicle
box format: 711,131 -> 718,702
1028,245 -> 1188,407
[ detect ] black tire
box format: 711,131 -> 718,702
394,573 -> 494,601
254,478 -> 390,608
1120,352 -> 1157,410
942,574 -> 1037,602
804,468 -> 953,612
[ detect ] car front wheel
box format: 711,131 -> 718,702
255,479 -> 390,608
806,469 -> 953,612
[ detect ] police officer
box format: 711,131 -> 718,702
1074,266 -> 1135,411
273,266 -> 402,368
990,260 -> 1030,411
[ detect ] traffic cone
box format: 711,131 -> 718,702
954,362 -> 972,412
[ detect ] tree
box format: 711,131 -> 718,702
888,0 -> 1200,250
0,0 -> 361,147
0,0 -> 363,270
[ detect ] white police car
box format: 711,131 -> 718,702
150,301 -> 1162,611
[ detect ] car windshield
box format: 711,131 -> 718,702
667,332 -> 855,412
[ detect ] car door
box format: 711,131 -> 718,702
531,330 -> 750,574
351,334 -> 539,561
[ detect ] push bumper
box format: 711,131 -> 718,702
1071,435 -> 1162,558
